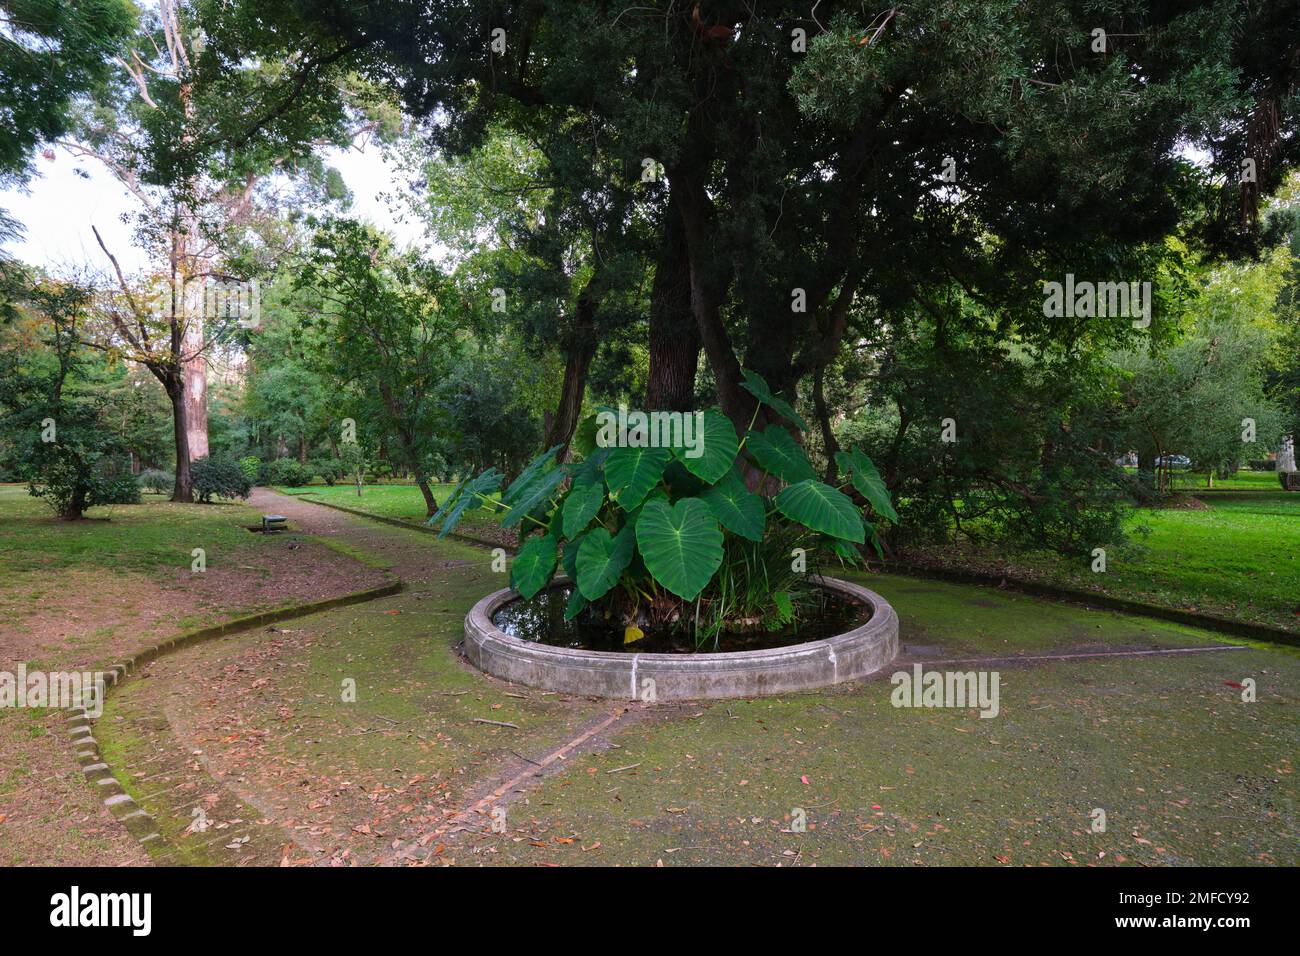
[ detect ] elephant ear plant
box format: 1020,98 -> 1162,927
429,371 -> 898,648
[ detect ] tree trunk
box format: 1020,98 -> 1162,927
812,365 -> 839,482
1279,435 -> 1296,472
168,382 -> 194,502
416,476 -> 438,517
544,283 -> 600,457
182,331 -> 208,461
646,204 -> 700,411
63,482 -> 88,521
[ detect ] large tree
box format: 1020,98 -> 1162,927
61,0 -> 383,500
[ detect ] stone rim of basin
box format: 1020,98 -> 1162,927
462,574 -> 899,701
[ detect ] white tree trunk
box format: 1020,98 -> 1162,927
1278,435 -> 1295,473
181,274 -> 208,461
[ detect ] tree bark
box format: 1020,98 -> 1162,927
812,364 -> 839,482
63,482 -> 88,521
543,281 -> 600,457
416,476 -> 438,517
182,325 -> 208,460
167,380 -> 194,502
646,204 -> 700,411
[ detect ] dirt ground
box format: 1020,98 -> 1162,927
0,488 -> 390,866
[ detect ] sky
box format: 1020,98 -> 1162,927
0,142 -> 424,275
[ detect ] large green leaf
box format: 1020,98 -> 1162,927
575,524 -> 636,600
740,368 -> 808,431
672,409 -> 739,484
511,533 -> 558,599
433,469 -> 503,538
604,445 -> 672,510
561,532 -> 585,579
500,464 -> 567,529
746,426 -> 816,484
774,479 -> 865,543
564,587 -> 588,621
700,468 -> 765,541
426,474 -> 468,526
635,498 -> 724,600
562,472 -> 605,538
503,444 -> 563,505
835,448 -> 899,523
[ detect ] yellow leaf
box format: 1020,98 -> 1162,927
623,625 -> 645,645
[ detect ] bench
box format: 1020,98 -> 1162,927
261,514 -> 288,533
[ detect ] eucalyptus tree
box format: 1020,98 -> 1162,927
59,0 -> 386,499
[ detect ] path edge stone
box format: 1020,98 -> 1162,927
66,575 -> 404,864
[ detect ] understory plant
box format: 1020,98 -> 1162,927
191,455 -> 252,503
430,371 -> 897,647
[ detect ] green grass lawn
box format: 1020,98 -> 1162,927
278,482 -> 512,542
1118,467 -> 1281,491
0,483 -> 262,578
925,490 -> 1299,633
277,482 -> 462,521
1172,469 -> 1281,491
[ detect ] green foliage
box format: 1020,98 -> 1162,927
635,498 -> 725,602
191,455 -> 252,502
0,276 -> 138,519
740,370 -> 808,432
575,525 -> 636,601
264,457 -> 315,488
0,0 -> 135,181
137,468 -> 175,494
774,480 -> 866,544
510,533 -> 558,599
430,371 -> 896,640
238,456 -> 261,485
310,456 -> 344,485
28,451 -> 140,517
745,426 -> 817,484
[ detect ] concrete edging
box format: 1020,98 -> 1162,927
463,575 -> 899,700
65,576 -> 403,861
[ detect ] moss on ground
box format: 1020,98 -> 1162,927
84,493 -> 1299,867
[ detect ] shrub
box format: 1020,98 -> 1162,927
100,474 -> 143,506
29,452 -> 140,518
191,455 -> 252,502
137,468 -> 174,494
430,370 -> 897,648
238,456 -> 261,485
265,457 -> 315,487
310,456 -> 344,486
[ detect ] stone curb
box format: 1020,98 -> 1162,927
881,561 -> 1300,649
282,492 -> 515,552
64,575 -> 404,863
464,575 -> 900,700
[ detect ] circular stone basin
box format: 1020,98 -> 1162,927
462,575 -> 899,701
